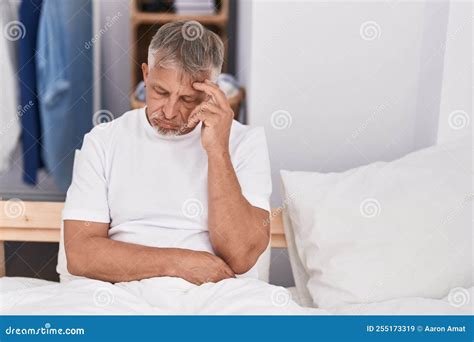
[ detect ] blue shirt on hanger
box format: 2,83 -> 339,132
19,0 -> 44,185
36,0 -> 94,192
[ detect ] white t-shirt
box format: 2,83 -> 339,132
57,107 -> 272,281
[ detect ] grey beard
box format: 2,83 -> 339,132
153,123 -> 189,136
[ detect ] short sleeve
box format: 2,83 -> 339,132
234,127 -> 272,212
62,130 -> 110,223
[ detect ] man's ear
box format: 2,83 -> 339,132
141,63 -> 149,84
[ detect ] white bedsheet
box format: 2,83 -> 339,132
0,276 -> 327,315
1,277 -> 472,315
286,286 -> 473,315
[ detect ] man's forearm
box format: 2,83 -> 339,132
67,237 -> 183,283
207,150 -> 269,274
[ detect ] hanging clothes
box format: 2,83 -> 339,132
18,0 -> 44,185
0,0 -> 21,174
36,0 -> 94,192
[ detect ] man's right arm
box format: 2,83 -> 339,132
64,220 -> 235,284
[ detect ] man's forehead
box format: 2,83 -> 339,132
151,66 -> 205,94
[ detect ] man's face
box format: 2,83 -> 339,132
141,63 -> 207,136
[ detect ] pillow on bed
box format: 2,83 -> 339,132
281,137 -> 472,308
281,208 -> 313,307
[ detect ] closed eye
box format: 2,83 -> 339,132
153,87 -> 168,96
181,96 -> 196,103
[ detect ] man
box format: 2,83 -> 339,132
57,21 -> 272,285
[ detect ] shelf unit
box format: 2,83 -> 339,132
129,0 -> 230,110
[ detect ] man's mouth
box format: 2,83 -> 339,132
153,119 -> 179,129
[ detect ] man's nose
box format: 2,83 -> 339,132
163,98 -> 179,120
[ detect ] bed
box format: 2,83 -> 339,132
0,195 -> 472,315
0,201 -> 314,315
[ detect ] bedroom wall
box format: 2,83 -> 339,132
437,1 -> 472,144
99,0 -> 131,119
237,0 -> 452,286
238,0 -> 450,207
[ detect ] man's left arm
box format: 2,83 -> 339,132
191,80 -> 271,274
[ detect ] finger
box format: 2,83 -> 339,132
204,79 -> 221,93
219,271 -> 232,280
186,114 -> 200,129
199,102 -> 230,117
196,112 -> 219,127
193,101 -> 220,116
205,78 -> 219,88
193,81 -> 228,108
191,103 -> 220,121
186,102 -> 209,127
222,263 -> 235,278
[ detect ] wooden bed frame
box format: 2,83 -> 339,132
0,201 -> 286,277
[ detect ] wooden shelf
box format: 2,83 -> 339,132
0,201 -> 286,277
131,12 -> 228,26
129,0 -> 231,109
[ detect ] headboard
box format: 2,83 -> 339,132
0,201 -> 286,277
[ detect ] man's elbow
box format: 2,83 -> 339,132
66,260 -> 81,276
65,245 -> 87,276
228,258 -> 255,275
227,235 -> 270,274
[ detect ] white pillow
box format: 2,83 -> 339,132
281,137 -> 472,308
281,207 -> 313,307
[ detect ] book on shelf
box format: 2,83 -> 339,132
174,0 -> 216,15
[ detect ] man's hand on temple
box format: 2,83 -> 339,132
188,79 -> 233,155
